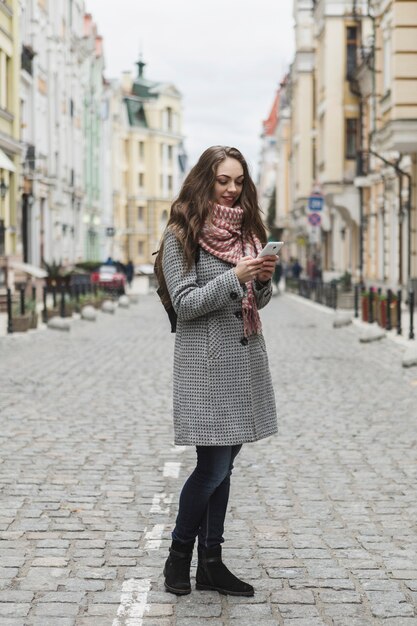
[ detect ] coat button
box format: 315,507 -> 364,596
240,337 -> 248,346
234,311 -> 243,319
230,291 -> 238,300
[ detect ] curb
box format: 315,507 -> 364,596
285,291 -> 415,353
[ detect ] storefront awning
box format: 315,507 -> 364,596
9,261 -> 47,279
0,149 -> 16,172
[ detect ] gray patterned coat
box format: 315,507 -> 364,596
162,229 -> 277,446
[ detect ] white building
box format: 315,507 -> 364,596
19,1 -> 109,268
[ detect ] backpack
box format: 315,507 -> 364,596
153,238 -> 199,333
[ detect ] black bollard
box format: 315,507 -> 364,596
60,286 -> 66,317
354,284 -> 359,318
52,286 -> 57,308
332,281 -> 338,310
32,285 -> 36,303
7,288 -> 13,334
42,286 -> 47,323
386,289 -> 392,331
20,287 -> 25,315
409,290 -> 415,340
397,289 -> 402,335
369,289 -> 374,324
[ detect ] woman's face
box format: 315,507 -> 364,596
213,157 -> 244,208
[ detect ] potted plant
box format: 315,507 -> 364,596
25,298 -> 39,329
339,271 -> 352,292
42,259 -> 71,289
11,303 -> 32,332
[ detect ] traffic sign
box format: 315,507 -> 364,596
308,194 -> 324,212
308,212 -> 321,226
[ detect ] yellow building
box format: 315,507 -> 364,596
355,0 -> 417,290
312,0 -> 373,278
0,0 -> 20,273
112,59 -> 186,266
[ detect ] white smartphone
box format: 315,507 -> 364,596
258,241 -> 284,258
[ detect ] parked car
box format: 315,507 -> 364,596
91,265 -> 126,295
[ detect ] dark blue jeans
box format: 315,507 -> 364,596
172,445 -> 242,548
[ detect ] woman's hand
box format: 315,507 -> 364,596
256,255 -> 277,283
234,256 -> 264,284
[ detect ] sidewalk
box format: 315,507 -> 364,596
1,293 -> 417,625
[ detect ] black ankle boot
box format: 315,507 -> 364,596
163,539 -> 195,595
196,544 -> 254,597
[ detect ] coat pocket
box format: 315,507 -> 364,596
207,316 -> 222,360
257,333 -> 267,353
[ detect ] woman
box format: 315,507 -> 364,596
162,146 -> 277,597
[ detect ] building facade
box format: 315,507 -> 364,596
266,0 -> 416,290
258,90 -> 279,226
19,0 -> 87,269
0,0 -> 20,278
355,0 -> 417,290
80,13 -> 106,262
19,1 -> 109,271
112,59 -> 186,266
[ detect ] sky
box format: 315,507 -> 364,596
84,0 -> 295,178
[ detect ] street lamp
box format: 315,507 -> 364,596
0,178 -> 8,199
0,179 -> 9,258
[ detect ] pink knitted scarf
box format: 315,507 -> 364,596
199,204 -> 263,337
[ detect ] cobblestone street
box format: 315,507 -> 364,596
1,292 -> 417,626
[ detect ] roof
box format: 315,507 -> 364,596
263,91 -> 280,136
125,98 -> 148,128
124,58 -> 181,127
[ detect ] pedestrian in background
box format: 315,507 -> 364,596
292,258 -> 302,280
161,145 -> 278,597
125,260 -> 134,288
273,258 -> 283,294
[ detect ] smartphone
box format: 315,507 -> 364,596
258,241 -> 284,258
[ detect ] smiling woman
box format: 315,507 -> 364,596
160,145 -> 278,598
213,159 -> 244,208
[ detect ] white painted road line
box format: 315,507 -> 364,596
150,492 -> 173,514
163,461 -> 181,478
144,523 -> 165,551
112,578 -> 151,626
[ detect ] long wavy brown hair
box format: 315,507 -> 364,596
166,146 -> 267,268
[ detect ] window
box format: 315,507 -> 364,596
138,173 -> 144,188
21,45 -> 35,76
168,175 -> 173,193
345,119 -> 358,159
0,53 -> 10,110
138,241 -> 144,255
346,26 -> 358,79
137,206 -> 144,221
138,141 -> 144,159
168,145 -> 173,161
